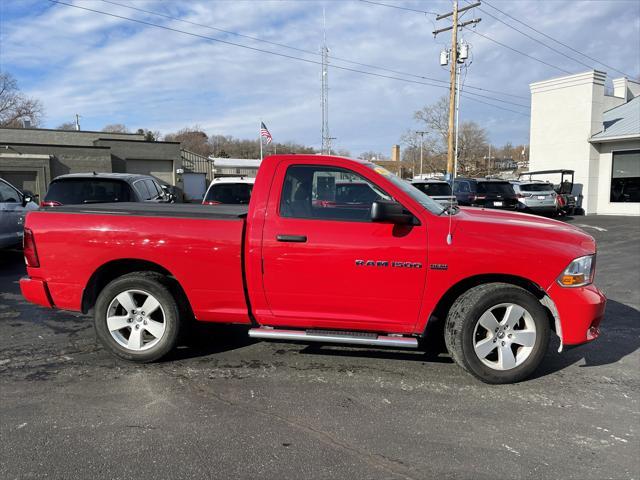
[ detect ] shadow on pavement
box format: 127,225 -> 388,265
533,298 -> 640,379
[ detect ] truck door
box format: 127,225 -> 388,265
260,162 -> 428,333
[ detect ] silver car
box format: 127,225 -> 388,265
510,181 -> 557,214
0,178 -> 38,249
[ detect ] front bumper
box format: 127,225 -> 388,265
547,282 -> 606,345
20,277 -> 53,308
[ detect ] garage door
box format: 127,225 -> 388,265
0,171 -> 39,196
126,160 -> 174,185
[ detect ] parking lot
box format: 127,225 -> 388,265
0,215 -> 638,480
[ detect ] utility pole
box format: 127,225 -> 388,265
416,131 -> 427,178
433,1 -> 481,179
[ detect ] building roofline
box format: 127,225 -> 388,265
0,152 -> 51,159
530,70 -> 607,93
0,126 -> 144,136
0,142 -> 110,150
589,133 -> 640,143
95,138 -> 180,145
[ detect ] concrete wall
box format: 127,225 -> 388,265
0,153 -> 51,197
0,144 -> 112,197
529,71 -> 607,214
594,140 -> 640,215
0,127 -> 144,146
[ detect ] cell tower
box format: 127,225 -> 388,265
321,8 -> 331,155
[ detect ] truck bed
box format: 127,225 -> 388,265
24,203 -> 250,324
44,202 -> 249,219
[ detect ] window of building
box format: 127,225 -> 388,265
610,150 -> 640,203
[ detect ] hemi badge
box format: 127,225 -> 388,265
430,264 -> 448,270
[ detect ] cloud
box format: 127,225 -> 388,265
1,0 -> 638,154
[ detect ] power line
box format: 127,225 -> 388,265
465,28 -> 572,74
463,95 -> 529,116
482,0 -> 634,78
465,1 -> 596,71
100,0 -> 529,101
358,0 -> 438,16
359,0 -> 577,75
49,0 -> 530,112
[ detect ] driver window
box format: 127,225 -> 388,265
279,165 -> 391,222
0,181 -> 19,203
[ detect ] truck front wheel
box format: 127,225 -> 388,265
444,283 -> 550,384
94,272 -> 181,362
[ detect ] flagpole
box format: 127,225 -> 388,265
259,120 -> 263,161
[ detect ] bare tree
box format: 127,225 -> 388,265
0,72 -> 44,127
403,96 -> 489,176
457,121 -> 489,175
136,128 -> 161,141
358,151 -> 391,163
102,123 -> 129,133
165,126 -> 212,157
56,121 -> 77,131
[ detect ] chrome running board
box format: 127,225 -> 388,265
248,327 -> 418,349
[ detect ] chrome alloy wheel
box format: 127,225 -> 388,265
472,303 -> 537,371
106,289 -> 166,352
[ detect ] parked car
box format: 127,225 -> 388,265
0,177 -> 38,249
411,179 -> 458,208
20,154 -> 605,384
41,173 -> 174,207
510,181 -> 557,215
519,169 -> 577,216
203,177 -> 254,205
453,178 -> 518,210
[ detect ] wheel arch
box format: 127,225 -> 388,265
424,273 -> 557,340
81,259 -> 192,318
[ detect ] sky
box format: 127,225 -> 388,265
1,0 -> 639,156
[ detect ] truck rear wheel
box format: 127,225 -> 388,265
94,272 -> 181,362
444,283 -> 549,384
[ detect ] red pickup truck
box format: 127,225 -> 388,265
20,155 -> 606,383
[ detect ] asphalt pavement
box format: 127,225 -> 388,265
0,215 -> 638,480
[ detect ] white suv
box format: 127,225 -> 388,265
202,177 -> 255,205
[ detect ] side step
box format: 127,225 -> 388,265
248,327 -> 418,349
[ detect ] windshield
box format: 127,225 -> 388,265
45,179 -> 132,204
365,164 -> 445,215
205,183 -> 253,204
412,182 -> 452,197
519,183 -> 554,193
477,182 -> 514,195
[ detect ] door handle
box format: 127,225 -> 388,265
276,234 -> 307,243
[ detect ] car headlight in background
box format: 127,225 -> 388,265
557,254 -> 596,287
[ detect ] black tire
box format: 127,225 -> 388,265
444,283 -> 550,384
94,272 -> 181,362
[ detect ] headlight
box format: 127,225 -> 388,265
557,254 -> 596,287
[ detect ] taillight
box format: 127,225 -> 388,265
202,200 -> 221,205
23,228 -> 40,268
40,200 -> 62,207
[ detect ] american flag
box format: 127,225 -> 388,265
260,122 -> 272,144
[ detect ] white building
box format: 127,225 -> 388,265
529,71 -> 640,215
209,157 -> 261,178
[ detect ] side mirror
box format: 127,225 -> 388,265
22,191 -> 37,206
371,200 -> 414,225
